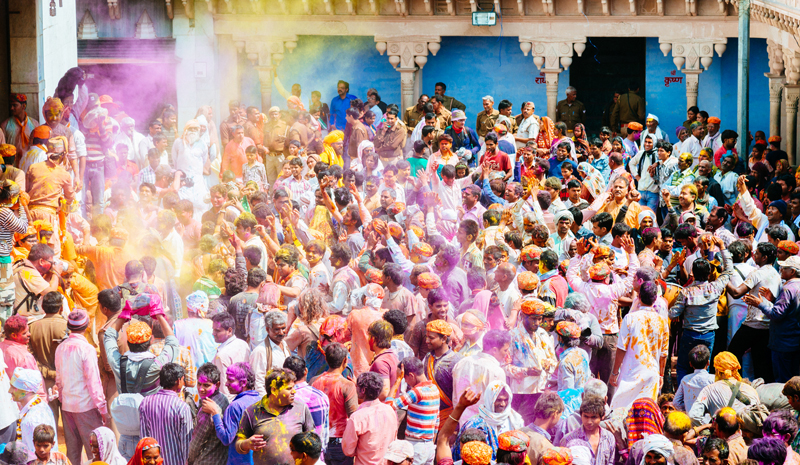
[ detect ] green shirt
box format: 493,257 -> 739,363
408,156 -> 428,178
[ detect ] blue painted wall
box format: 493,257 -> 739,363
241,35 -> 568,127
645,37 -> 769,138
421,36 -> 570,124
241,36 -> 400,112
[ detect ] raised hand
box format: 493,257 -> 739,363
759,286 -> 775,302
621,235 -> 635,254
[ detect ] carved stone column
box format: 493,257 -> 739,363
375,36 -> 441,111
234,36 -> 298,110
766,40 -> 785,139
784,48 -> 800,165
519,38 -> 587,119
659,39 -> 726,110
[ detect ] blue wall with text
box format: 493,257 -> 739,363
241,35 -> 767,138
645,37 -> 770,138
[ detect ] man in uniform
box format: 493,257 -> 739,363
611,81 -> 646,132
434,82 -> 466,112
404,95 -> 429,136
555,87 -> 586,132
476,96 -> 500,139
263,107 -> 288,188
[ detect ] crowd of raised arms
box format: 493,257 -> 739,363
0,68 -> 796,465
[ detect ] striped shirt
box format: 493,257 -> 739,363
294,381 -> 330,446
139,389 -> 194,465
387,380 -> 440,440
0,208 -> 27,256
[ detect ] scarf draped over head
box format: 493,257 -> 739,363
186,291 -> 209,318
577,162 -> 606,199
357,140 -> 374,162
195,114 -> 211,148
181,119 -> 201,145
543,447 -> 573,465
128,437 -> 163,465
350,283 -> 385,310
461,309 -> 487,332
472,289 -> 493,319
625,398 -> 664,448
538,117 -> 556,149
637,435 -> 674,465
570,446 -> 591,465
93,426 -> 128,465
573,123 -> 589,151
287,96 -> 306,111
478,380 -> 522,429
714,351 -> 742,381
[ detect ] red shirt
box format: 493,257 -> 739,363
369,349 -> 399,388
714,146 -> 737,167
482,150 -> 512,174
312,371 -> 358,437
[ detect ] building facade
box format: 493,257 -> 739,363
3,0 -> 800,158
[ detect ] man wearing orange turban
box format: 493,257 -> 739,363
423,315 -> 462,427
703,116 -> 722,153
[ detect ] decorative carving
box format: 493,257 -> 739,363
375,36 -> 441,70
222,0 -> 234,13
784,49 -> 800,85
107,0 -> 120,19
767,39 -> 785,75
166,0 -> 173,19
518,38 -> 587,70
369,0 -> 377,14
659,38 -> 726,71
323,0 -> 332,14
542,0 -> 554,15
182,0 -> 194,19
601,0 -> 609,15
656,0 -> 663,15
518,0 -> 525,15
135,10 -> 157,39
395,0 -> 407,15
424,0 -> 433,14
77,10 -> 98,40
685,0 -> 696,15
629,0 -> 637,15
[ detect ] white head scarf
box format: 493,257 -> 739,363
357,140 -> 374,161
195,114 -> 212,148
477,380 -> 524,431
570,446 -> 592,465
92,426 -> 127,465
638,435 -> 674,465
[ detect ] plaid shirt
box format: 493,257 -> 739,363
138,165 -> 156,187
189,390 -> 230,465
294,381 -> 330,446
150,338 -> 197,387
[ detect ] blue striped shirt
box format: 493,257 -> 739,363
139,389 -> 194,465
294,381 -> 330,446
388,380 -> 440,441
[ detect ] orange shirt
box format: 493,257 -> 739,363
75,245 -> 131,292
26,161 -> 74,208
221,138 -> 254,178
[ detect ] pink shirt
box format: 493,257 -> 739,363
347,307 -> 382,378
0,339 -> 45,397
55,333 -> 106,413
342,399 -> 398,465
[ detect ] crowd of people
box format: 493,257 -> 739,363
0,68 -> 796,465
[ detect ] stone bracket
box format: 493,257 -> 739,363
518,38 -> 587,70
107,0 -> 120,19
783,48 -> 800,85
181,0 -> 194,18
233,36 -> 298,68
658,39 -> 727,71
374,36 -> 442,71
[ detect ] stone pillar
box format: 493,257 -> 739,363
683,70 -> 701,108
658,39 -> 726,110
542,70 -> 561,120
375,36 -> 441,111
767,74 -> 785,138
234,36 -> 298,110
786,85 -> 800,165
518,38 -> 587,120
766,40 -> 785,138
783,48 -> 800,165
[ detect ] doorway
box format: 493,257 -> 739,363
569,37 -> 646,135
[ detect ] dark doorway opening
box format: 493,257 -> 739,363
569,37 -> 646,135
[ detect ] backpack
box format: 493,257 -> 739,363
110,355 -> 155,428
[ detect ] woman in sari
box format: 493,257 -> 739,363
536,116 -> 556,157
572,123 -> 589,161
577,162 -> 606,203
624,398 -> 665,449
453,380 -> 524,461
90,426 -> 128,465
127,438 -> 163,465
473,290 -> 508,331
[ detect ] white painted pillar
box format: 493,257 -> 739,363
542,69 -> 561,120
683,70 -> 702,109
375,37 -> 441,113
786,85 -> 800,165
518,38 -> 586,120
767,74 -> 785,138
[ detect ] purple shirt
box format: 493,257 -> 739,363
139,389 -> 194,465
212,390 -> 260,465
560,427 -> 616,465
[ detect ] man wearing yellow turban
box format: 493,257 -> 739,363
321,130 -> 344,167
687,352 -> 761,425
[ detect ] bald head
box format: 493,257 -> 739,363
496,262 -> 516,286
698,160 -> 713,177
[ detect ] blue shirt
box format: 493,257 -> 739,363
548,156 -> 578,179
330,93 -> 357,130
212,390 -> 261,465
758,277 -> 800,352
674,369 -> 715,412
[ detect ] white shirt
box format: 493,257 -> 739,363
0,349 -> 18,429
18,396 -> 58,462
430,173 -> 474,213
162,229 -> 184,277
452,353 -> 507,425
702,132 -> 723,153
213,336 -> 251,401
516,115 -> 540,149
682,135 -> 702,166
249,338 -> 290,397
